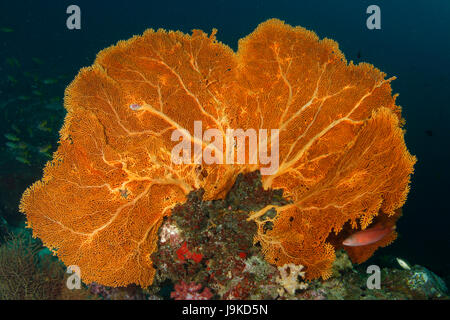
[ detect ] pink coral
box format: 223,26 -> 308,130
170,281 -> 213,300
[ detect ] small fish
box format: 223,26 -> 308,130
396,257 -> 411,270
39,151 -> 52,158
425,130 -> 433,137
38,144 -> 52,154
43,78 -> 58,85
5,142 -> 18,149
37,120 -> 52,132
32,89 -> 42,96
0,27 -> 14,33
6,57 -> 20,67
15,156 -> 30,165
17,95 -> 31,101
4,133 -> 20,141
343,224 -> 395,246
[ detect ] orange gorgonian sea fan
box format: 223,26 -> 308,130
20,19 -> 416,287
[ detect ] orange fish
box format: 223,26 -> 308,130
343,225 -> 395,246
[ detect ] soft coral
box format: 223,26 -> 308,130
170,281 -> 213,300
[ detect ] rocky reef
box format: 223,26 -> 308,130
0,171 -> 447,300
146,171 -> 448,300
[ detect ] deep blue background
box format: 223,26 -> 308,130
1,0 -> 449,279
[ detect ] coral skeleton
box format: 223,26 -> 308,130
276,263 -> 309,296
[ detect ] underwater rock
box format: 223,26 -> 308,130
404,265 -> 448,299
331,250 -> 353,278
151,172 -> 282,300
316,264 -> 448,300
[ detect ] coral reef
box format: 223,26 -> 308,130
152,183 -> 448,301
20,18 -> 415,287
396,265 -> 448,299
276,263 -> 308,297
0,206 -> 447,300
0,231 -> 148,300
151,174 -> 447,300
331,249 -> 354,278
88,282 -> 152,300
170,281 -> 213,300
0,232 -> 60,299
151,171 -> 282,300
0,232 -> 92,300
297,263 -> 448,300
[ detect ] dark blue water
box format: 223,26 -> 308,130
1,0 -> 449,283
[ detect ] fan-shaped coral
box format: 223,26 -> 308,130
20,19 -> 415,287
